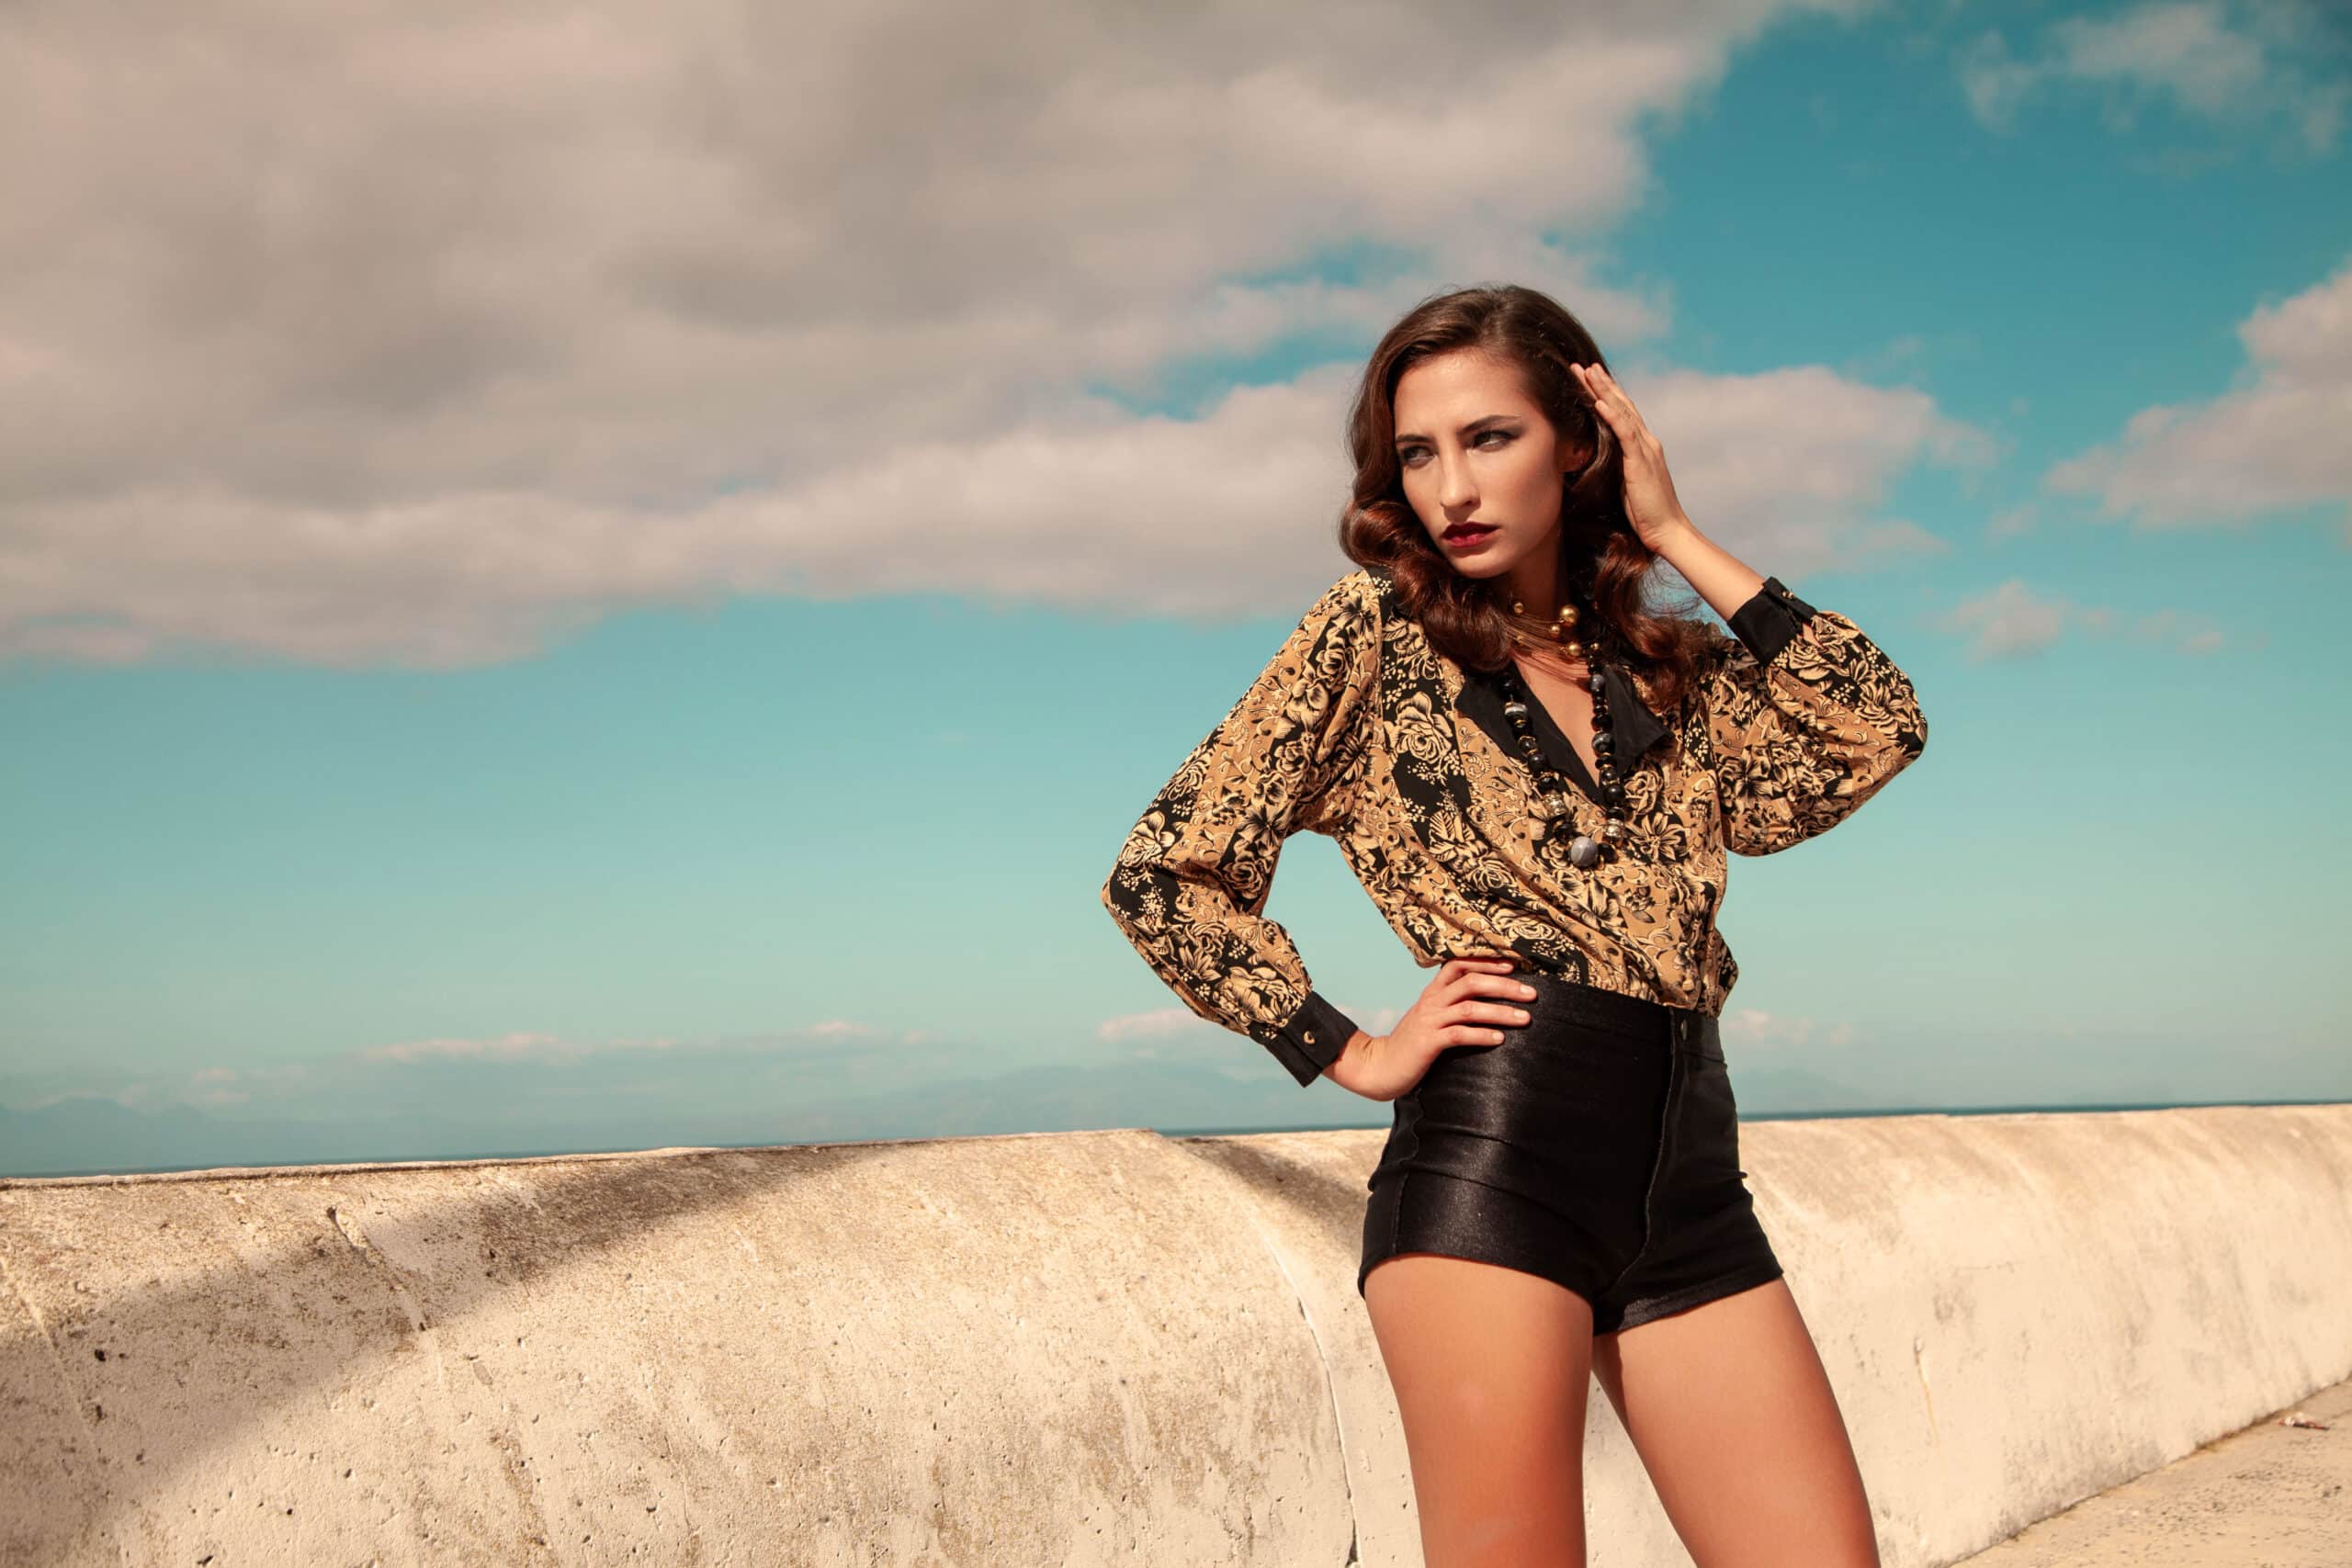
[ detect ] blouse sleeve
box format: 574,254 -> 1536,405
1099,570 -> 1382,1087
1703,574 -> 1928,858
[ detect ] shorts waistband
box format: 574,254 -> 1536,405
1510,966 -> 1719,1054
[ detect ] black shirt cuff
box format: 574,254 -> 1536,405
1724,575 -> 1818,669
1249,989 -> 1360,1087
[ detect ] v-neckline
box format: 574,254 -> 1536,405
1449,651 -> 1672,809
1504,660 -> 1606,805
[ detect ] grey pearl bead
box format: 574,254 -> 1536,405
1568,835 -> 1602,869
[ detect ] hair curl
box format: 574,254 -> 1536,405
1335,283 -> 1715,716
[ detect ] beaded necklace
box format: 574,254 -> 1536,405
1496,595 -> 1630,870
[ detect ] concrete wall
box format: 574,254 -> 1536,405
3,1103 -> 2347,1567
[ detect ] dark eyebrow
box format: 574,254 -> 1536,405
1393,414 -> 1519,447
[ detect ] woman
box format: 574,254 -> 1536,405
1100,284 -> 1925,1566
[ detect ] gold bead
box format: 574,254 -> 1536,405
1510,599 -> 1526,615
1555,604 -> 1578,627
1562,638 -> 1584,660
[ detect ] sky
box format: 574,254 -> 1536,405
3,0 -> 2348,1176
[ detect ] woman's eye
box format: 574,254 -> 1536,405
1397,430 -> 1512,466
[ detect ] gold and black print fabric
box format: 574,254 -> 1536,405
1101,566 -> 1927,1086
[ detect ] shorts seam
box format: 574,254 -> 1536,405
1607,1257 -> 1786,1333
1361,1233 -> 1605,1314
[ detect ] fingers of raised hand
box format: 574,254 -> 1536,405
1579,362 -> 1625,400
1577,363 -> 1659,446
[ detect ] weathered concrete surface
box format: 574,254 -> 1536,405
1705,1104 -> 2352,1567
1190,1105 -> 2352,1568
0,1132 -> 1354,1567
1957,1374 -> 2351,1564
1,1103 -> 2347,1566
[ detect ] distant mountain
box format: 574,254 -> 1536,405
0,1054 -> 1937,1179
0,1098 -> 560,1179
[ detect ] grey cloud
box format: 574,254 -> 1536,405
1958,1 -> 2346,147
1,0 -> 1880,667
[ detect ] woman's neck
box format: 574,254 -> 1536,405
1503,528 -> 1569,614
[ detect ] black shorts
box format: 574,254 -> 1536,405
1359,968 -> 1784,1334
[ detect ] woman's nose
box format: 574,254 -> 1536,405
1437,457 -> 1476,507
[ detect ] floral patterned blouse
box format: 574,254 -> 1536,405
1099,564 -> 1928,1086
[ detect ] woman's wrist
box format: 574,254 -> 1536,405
1323,1028 -> 1377,1084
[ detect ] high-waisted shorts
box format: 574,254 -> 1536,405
1358,967 -> 1784,1334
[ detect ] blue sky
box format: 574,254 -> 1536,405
3,0 -> 2347,1174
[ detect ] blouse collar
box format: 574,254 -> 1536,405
1452,656 -> 1671,798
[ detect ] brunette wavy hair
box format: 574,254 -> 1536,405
1336,283 -> 1716,716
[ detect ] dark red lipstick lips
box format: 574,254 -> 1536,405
1443,523 -> 1498,547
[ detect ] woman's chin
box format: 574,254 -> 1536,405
1439,539 -> 1521,578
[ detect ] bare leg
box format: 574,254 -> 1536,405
1363,1252 -> 1597,1568
1589,1277 -> 1880,1568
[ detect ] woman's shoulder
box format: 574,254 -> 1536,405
1301,563 -> 1390,627
1276,567 -> 1387,699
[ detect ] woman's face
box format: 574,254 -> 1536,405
1391,347 -> 1585,591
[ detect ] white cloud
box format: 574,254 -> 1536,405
187,1066 -> 251,1108
1720,1008 -> 1850,1048
1937,580 -> 2074,660
2055,3 -> 2268,116
356,1031 -> 603,1066
1098,1009 -> 1226,1046
2042,256 -> 2352,538
1100,998 -> 1399,1055
1933,577 -> 2228,661
0,0 -> 1904,669
1958,1 -> 2346,149
350,1022 -> 906,1066
1622,364 -> 1983,578
1986,502 -> 2038,541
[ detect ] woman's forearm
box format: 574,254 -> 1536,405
1651,520 -> 1768,626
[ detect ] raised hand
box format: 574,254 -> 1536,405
1573,361 -> 1694,555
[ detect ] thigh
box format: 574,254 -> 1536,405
1363,1252 -> 1597,1568
1590,1277 -> 1880,1568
